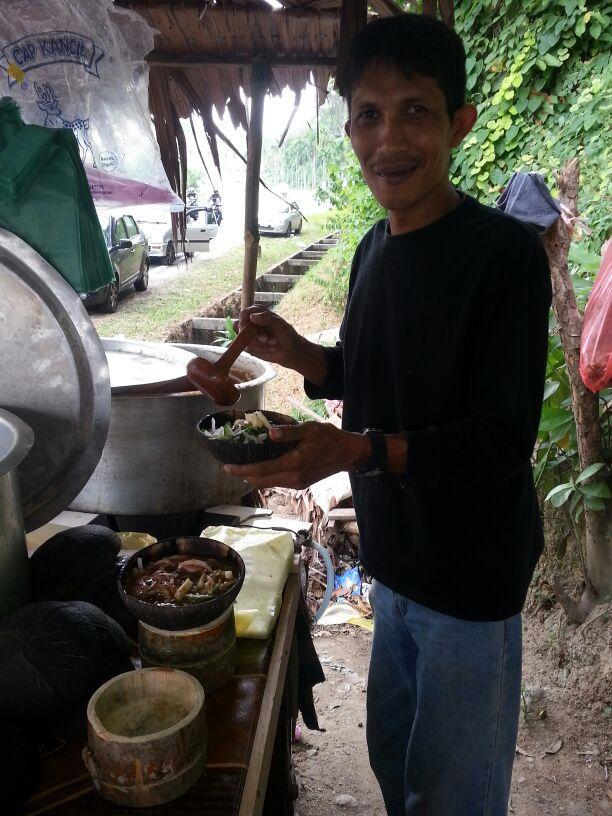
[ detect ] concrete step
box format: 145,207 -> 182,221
254,291 -> 283,305
255,274 -> 300,293
296,251 -> 327,260
191,316 -> 231,346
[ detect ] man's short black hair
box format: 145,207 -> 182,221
344,13 -> 467,117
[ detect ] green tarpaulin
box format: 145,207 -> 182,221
0,97 -> 113,294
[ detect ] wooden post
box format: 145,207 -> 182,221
241,59 -> 270,311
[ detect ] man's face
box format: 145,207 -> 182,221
345,61 -> 476,234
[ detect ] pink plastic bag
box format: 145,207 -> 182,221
580,240 -> 612,392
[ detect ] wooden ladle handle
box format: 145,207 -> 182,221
213,321 -> 259,377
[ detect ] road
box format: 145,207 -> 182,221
147,213 -> 245,289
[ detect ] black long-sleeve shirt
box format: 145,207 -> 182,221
306,195 -> 552,621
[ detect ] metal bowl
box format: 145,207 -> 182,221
196,409 -> 298,465
117,537 -> 245,631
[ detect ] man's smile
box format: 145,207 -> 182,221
373,161 -> 419,184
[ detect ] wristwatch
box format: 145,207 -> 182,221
355,428 -> 387,477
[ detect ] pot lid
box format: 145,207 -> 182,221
0,409 -> 34,477
102,338 -> 196,395
0,228 -> 111,532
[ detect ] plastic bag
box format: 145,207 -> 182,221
580,240 -> 612,393
200,525 -> 294,639
0,0 -> 182,210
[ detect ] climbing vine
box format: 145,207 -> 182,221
452,0 -> 611,247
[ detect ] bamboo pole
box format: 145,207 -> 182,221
241,59 -> 271,311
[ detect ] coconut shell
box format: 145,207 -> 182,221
30,525 -> 121,602
0,601 -> 133,736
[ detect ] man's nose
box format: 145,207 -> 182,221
378,114 -> 408,148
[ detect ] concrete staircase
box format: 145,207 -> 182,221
191,233 -> 339,344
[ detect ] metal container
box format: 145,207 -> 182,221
0,409 -> 34,617
70,345 -> 276,516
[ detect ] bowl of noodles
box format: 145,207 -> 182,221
118,536 -> 245,630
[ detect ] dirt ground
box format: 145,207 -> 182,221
264,291 -> 612,816
291,612 -> 611,816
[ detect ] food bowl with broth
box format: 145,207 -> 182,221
118,537 -> 245,631
196,409 -> 298,465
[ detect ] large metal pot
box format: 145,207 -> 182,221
70,345 -> 276,516
0,408 -> 34,617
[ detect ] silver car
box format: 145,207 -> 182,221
258,199 -> 303,237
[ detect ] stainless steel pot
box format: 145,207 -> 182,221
0,408 -> 34,617
70,345 -> 276,516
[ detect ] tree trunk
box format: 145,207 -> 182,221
542,158 -> 612,621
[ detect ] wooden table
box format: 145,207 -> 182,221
25,572 -> 301,816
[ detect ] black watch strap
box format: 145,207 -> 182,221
355,428 -> 386,476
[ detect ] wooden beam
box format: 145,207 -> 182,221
335,0 -> 367,95
145,52 -> 338,68
237,572 -> 300,816
241,58 -> 270,310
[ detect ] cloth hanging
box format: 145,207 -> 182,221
496,171 -> 561,233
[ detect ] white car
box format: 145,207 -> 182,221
258,199 -> 302,237
140,207 -> 219,264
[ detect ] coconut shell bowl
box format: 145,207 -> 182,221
118,537 -> 245,631
196,409 -> 298,465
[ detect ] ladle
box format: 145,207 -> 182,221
186,321 -> 259,405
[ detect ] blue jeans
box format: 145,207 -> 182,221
367,580 -> 521,816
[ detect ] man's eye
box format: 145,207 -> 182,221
406,104 -> 426,115
356,108 -> 377,121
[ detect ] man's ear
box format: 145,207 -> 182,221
344,119 -> 351,138
449,104 -> 477,148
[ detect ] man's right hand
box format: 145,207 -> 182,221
237,306 -> 328,386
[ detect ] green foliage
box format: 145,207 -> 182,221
262,88 -> 347,191
212,315 -> 237,347
290,398 -> 329,423
453,0 -> 612,248
308,241 -> 355,313
186,167 -> 204,192
319,139 -> 386,260
534,240 -> 612,519
546,462 -> 611,519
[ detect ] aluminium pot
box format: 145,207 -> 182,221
70,345 -> 276,516
0,408 -> 34,618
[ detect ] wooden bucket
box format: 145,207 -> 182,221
139,605 -> 236,693
83,668 -> 206,807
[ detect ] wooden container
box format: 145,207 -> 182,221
139,605 -> 236,693
83,668 -> 206,807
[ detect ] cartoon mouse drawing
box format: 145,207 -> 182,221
34,81 -> 97,167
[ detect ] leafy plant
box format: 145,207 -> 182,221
545,462 -> 611,520
452,0 -> 612,249
212,315 -> 237,347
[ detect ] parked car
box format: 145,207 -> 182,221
140,207 -> 219,264
258,198 -> 302,237
83,213 -> 149,313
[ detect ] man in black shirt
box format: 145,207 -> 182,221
227,13 -> 551,816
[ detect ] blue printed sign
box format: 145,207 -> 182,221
2,31 -> 104,87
